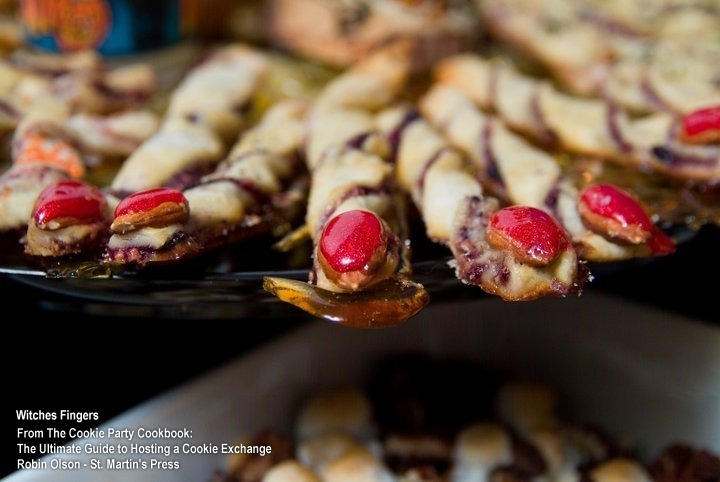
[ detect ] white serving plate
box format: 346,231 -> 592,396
6,292 -> 720,482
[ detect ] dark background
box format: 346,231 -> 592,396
4,224 -> 719,478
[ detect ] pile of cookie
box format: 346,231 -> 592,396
211,356 -> 720,482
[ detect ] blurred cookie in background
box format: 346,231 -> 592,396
263,0 -> 481,72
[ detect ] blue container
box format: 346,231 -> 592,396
20,0 -> 197,56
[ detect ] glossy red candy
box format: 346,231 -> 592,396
578,184 -> 653,244
319,210 -> 384,273
681,105 -> 720,143
34,180 -> 106,226
115,188 -> 187,218
487,206 -> 568,266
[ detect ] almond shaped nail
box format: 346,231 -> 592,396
33,180 -> 107,230
317,209 -> 399,291
679,105 -> 720,144
578,184 -> 653,244
111,187 -> 189,233
486,206 -> 569,266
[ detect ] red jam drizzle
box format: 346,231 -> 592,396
487,206 -> 568,266
319,210 -> 384,273
115,187 -> 187,218
34,180 -> 106,225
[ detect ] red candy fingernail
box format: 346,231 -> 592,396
680,105 -> 720,144
115,187 -> 187,218
578,184 -> 653,244
486,206 -> 569,266
34,180 -> 106,227
319,210 -> 385,273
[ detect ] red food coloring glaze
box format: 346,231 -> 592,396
681,105 -> 720,139
115,188 -> 187,218
647,228 -> 676,256
579,184 -> 653,235
487,206 -> 568,265
33,180 -> 106,225
319,210 -> 385,273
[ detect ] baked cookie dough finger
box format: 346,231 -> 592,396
111,44 -> 268,195
23,180 -> 118,257
65,110 -> 160,161
378,105 -> 583,301
420,84 -> 674,262
0,111 -> 157,236
477,0 -> 617,97
0,50 -> 155,132
104,100 -> 307,266
478,0 -> 720,116
164,44 -> 268,144
14,109 -> 158,255
436,55 -> 720,186
306,39 -> 412,169
0,103 -> 97,233
266,0 -> 480,72
185,100 -> 307,245
22,45 -> 267,260
0,54 -> 157,239
109,118 -> 225,196
304,44 -> 412,293
263,44 -> 429,326
306,141 -> 401,293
